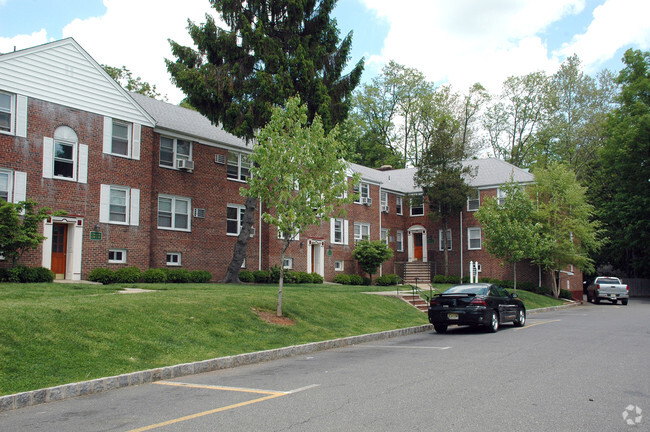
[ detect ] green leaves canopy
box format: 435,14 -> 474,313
352,239 -> 394,280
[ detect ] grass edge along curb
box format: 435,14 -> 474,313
0,324 -> 433,412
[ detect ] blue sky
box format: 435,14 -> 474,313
2,0 -> 649,103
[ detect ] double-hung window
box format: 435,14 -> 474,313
103,117 -> 140,159
497,188 -> 507,206
468,189 -> 480,211
283,258 -> 293,269
0,91 -> 13,133
396,196 -> 403,215
439,229 -> 452,251
468,227 -> 482,250
43,127 -> 88,183
330,218 -> 348,244
158,195 -> 191,231
109,187 -> 128,223
380,191 -> 388,212
54,133 -> 77,180
0,170 -> 11,201
381,228 -> 389,245
354,222 -> 370,242
160,137 -> 192,168
227,152 -> 250,181
410,194 -> 424,216
100,185 -> 140,226
396,230 -> 404,252
111,121 -> 130,156
166,252 -> 181,266
226,204 -> 246,235
354,183 -> 370,203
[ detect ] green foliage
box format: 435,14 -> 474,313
333,274 -> 351,285
351,239 -> 394,281
0,266 -> 54,283
375,274 -> 402,286
311,273 -> 324,284
189,270 -> 212,283
349,274 -> 364,285
167,269 -> 191,283
559,288 -> 573,299
295,272 -> 314,284
268,266 -> 282,284
113,266 -> 142,284
238,270 -> 255,283
253,270 -> 270,283
432,274 -> 447,284
141,269 -> 167,283
102,65 -> 163,99
88,268 -> 115,285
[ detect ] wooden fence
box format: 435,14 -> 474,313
623,278 -> 650,297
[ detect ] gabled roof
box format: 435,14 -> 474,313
130,93 -> 251,151
0,38 -> 154,126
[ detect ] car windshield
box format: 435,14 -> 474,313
596,278 -> 620,284
443,285 -> 489,295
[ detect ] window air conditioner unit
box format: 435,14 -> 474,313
249,226 -> 255,238
381,205 -> 389,213
215,154 -> 226,164
177,159 -> 194,170
364,197 -> 372,206
193,208 -> 206,218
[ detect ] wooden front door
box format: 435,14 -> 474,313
51,223 -> 67,278
414,233 -> 423,261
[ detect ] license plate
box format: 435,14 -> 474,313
611,294 -> 617,299
448,313 -> 459,320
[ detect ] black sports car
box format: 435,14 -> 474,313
428,283 -> 526,333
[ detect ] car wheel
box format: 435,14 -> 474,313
611,299 -> 617,305
433,324 -> 447,334
622,299 -> 628,305
487,311 -> 499,333
513,308 -> 526,327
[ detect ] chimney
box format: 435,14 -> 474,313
377,165 -> 393,171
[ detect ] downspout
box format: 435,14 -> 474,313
459,211 -> 463,280
379,186 -> 383,277
258,197 -> 262,270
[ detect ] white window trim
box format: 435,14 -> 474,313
497,188 -> 507,206
283,258 -> 293,269
159,136 -> 193,169
100,185 -> 140,226
226,203 -> 246,236
0,169 -> 13,202
380,191 -> 387,207
103,117 -> 141,160
410,194 -> 425,216
467,189 -> 480,212
467,227 -> 482,250
396,230 -> 404,252
157,195 -> 192,232
110,120 -> 132,158
278,227 -> 300,241
396,196 -> 403,215
354,183 -> 370,203
334,260 -> 344,272
330,218 -> 349,245
381,228 -> 389,245
227,151 -> 250,183
166,252 -> 182,266
0,90 -> 15,136
108,249 -> 127,264
439,229 -> 452,251
53,138 -> 78,182
354,222 -> 370,242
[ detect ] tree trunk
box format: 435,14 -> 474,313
277,240 -> 290,317
551,270 -> 560,298
222,196 -> 258,283
513,261 -> 517,294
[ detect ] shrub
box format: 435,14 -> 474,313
296,272 -> 313,284
310,273 -> 324,284
253,270 -> 269,283
517,281 -> 536,293
167,268 -> 191,283
535,285 -> 552,295
113,266 -> 142,284
559,288 -> 573,300
141,268 -> 167,283
363,277 -> 372,286
500,279 -> 514,289
478,277 -> 492,283
283,271 -> 297,284
461,275 -> 470,284
190,270 -> 212,283
349,274 -> 364,285
33,267 -> 55,282
0,268 -> 8,282
238,270 -> 254,283
333,274 -> 351,285
375,274 -> 402,286
88,268 -> 115,285
269,266 -> 281,283
432,274 -> 446,284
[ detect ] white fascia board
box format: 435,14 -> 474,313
153,126 -> 253,154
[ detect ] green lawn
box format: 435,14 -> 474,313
0,282 -> 566,396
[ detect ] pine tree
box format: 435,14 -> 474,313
166,0 -> 364,282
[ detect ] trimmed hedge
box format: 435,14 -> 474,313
333,274 -> 351,285
311,273 -> 324,284
167,268 -> 191,283
113,266 -> 142,284
190,270 -> 212,283
88,268 -> 115,285
0,266 -> 55,283
375,274 -> 402,286
253,270 -> 269,283
238,270 -> 254,283
141,268 -> 167,283
349,274 -> 364,285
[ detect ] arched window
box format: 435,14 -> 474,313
53,126 -> 78,179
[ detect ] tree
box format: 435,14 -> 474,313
529,164 -> 601,298
474,181 -> 536,292
167,0 -> 363,283
102,65 -> 164,99
242,97 -> 356,316
338,113 -> 404,169
352,239 -> 393,282
591,49 -> 650,277
0,200 -> 56,267
414,118 -> 474,276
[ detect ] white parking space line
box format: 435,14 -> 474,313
515,319 -> 561,330
358,345 -> 451,350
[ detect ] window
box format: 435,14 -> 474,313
380,191 -> 388,210
331,218 -> 346,244
0,170 -> 11,201
396,196 -> 403,215
497,188 -> 507,206
354,222 -> 370,242
468,189 -> 480,211
283,258 -> 293,269
166,252 -> 181,266
109,187 -> 128,223
227,151 -> 250,181
468,227 -> 482,250
108,249 -> 127,264
410,194 -> 424,216
160,136 -> 192,168
100,185 -> 139,226
278,227 -> 299,241
111,121 -> 130,156
438,229 -> 452,251
226,204 -> 246,236
53,127 -> 78,180
158,195 -> 191,231
381,228 -> 389,245
0,91 -> 13,133
354,183 -> 370,203
396,230 -> 404,252
334,260 -> 344,272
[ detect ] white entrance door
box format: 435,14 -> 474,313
407,226 -> 428,263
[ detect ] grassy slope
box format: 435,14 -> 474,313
0,282 -> 565,395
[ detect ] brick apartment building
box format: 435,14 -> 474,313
0,38 -> 583,298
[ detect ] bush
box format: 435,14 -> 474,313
517,281 -> 536,293
461,275 -> 470,284
295,272 -> 313,284
535,285 -> 552,295
349,274 -> 364,285
333,274 -> 351,285
238,270 -> 254,283
253,270 -> 269,283
113,266 -> 142,284
363,277 -> 372,286
559,288 -> 573,299
445,275 -> 461,284
269,266 -> 281,283
141,268 -> 167,283
190,270 -> 212,283
88,268 -> 115,285
33,267 -> 55,282
282,271 -> 296,284
375,274 -> 402,286
0,268 -> 8,282
167,268 -> 191,283
432,274 -> 446,284
310,273 -> 324,284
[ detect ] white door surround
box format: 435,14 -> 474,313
42,216 -> 84,280
407,224 -> 428,263
307,239 -> 325,276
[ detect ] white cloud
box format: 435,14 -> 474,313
0,29 -> 49,54
556,0 -> 650,71
361,0 -> 587,93
61,0 -> 220,103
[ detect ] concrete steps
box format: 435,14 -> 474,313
403,262 -> 431,284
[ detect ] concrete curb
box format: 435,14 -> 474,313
0,324 -> 433,412
526,301 -> 582,314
